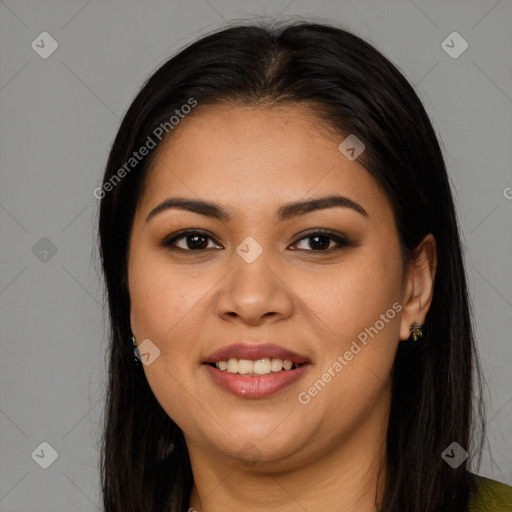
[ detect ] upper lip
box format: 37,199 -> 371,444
203,343 -> 310,364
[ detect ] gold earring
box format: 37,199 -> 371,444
409,320 -> 423,341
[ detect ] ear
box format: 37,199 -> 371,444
399,233 -> 438,341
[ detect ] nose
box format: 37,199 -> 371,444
214,247 -> 295,326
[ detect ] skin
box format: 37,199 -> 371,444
127,104 -> 437,512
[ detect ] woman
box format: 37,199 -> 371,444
97,20 -> 512,511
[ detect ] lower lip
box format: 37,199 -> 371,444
203,363 -> 310,399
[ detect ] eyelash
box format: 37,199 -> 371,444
160,229 -> 352,254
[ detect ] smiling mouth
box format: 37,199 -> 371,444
207,358 -> 305,376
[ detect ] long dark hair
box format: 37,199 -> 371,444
97,20 -> 485,511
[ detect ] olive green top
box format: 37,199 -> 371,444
469,475 -> 512,512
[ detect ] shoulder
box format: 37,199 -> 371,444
468,473 -> 512,512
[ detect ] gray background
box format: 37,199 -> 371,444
0,0 -> 511,510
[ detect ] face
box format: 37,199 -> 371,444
128,103 -> 411,472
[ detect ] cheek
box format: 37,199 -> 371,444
128,255 -> 211,432
128,250 -> 206,359
297,245 -> 402,409
298,281 -> 401,436
307,248 -> 403,343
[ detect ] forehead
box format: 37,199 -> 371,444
136,104 -> 392,222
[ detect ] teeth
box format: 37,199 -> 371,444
238,359 -> 253,375
270,358 -> 283,372
282,359 -> 293,370
214,358 -> 300,375
227,358 -> 238,373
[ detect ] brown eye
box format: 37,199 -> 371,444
160,230 -> 222,251
160,229 -> 352,254
291,230 -> 351,252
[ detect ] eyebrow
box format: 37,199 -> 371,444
145,195 -> 369,224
